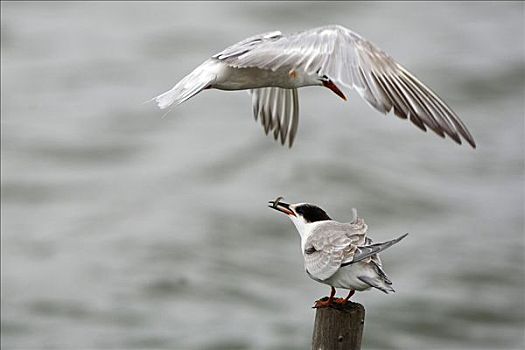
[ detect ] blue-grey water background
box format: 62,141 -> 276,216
1,2 -> 524,349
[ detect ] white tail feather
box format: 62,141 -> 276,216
152,60 -> 217,110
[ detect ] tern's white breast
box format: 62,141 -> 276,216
321,262 -> 373,291
212,60 -> 320,90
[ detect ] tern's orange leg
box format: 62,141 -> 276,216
334,290 -> 355,305
313,286 -> 337,308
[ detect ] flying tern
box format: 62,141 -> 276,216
152,25 -> 476,148
269,197 -> 407,308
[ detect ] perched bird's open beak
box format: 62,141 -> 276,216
322,80 -> 347,101
268,199 -> 296,217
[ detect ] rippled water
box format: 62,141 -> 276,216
1,2 -> 524,349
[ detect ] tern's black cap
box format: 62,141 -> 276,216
294,204 -> 331,223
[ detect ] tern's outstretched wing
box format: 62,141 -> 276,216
217,25 -> 476,148
250,87 -> 299,147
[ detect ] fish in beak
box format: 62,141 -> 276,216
268,196 -> 296,217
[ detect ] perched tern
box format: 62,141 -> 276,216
269,197 -> 407,308
153,25 -> 476,148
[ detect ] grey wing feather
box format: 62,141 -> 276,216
364,236 -> 386,271
371,259 -> 392,285
342,233 -> 408,266
217,25 -> 476,147
358,275 -> 394,293
347,217 -> 368,244
304,228 -> 355,281
250,87 -> 299,147
304,221 -> 366,281
289,88 -> 299,147
213,31 -> 282,60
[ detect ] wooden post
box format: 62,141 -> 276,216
312,301 -> 365,350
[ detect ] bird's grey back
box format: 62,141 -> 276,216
309,218 -> 368,245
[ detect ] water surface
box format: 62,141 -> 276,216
1,2 -> 524,349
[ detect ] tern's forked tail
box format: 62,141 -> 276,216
152,60 -> 217,110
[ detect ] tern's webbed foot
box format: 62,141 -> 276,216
312,297 -> 346,308
313,297 -> 332,308
332,297 -> 349,305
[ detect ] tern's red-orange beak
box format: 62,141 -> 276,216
322,80 -> 347,101
268,200 -> 296,217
